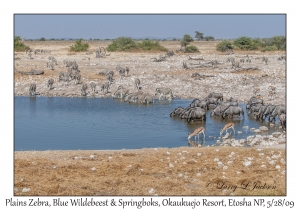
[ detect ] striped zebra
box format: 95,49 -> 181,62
155,87 -> 173,100
134,78 -> 141,90
116,65 -> 129,78
47,78 -> 54,90
90,82 -> 96,93
100,81 -> 110,94
29,84 -> 36,96
81,83 -> 88,96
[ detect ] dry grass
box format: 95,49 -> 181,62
14,146 -> 286,196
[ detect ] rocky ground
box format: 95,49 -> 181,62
14,40 -> 286,105
14,40 -> 286,196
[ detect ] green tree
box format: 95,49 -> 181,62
234,36 -> 257,50
271,36 -> 286,50
195,31 -> 204,41
181,34 -> 194,49
39,37 -> 46,41
216,40 -> 234,52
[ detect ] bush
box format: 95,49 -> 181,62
234,36 -> 257,50
261,45 -> 278,52
204,36 -> 215,41
184,45 -> 199,53
14,36 -> 30,52
138,40 -> 167,51
39,37 -> 46,41
70,39 -> 89,52
216,40 -> 234,52
107,37 -> 137,51
107,37 -> 167,52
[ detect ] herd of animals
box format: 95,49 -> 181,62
170,90 -> 286,145
23,49 -> 286,148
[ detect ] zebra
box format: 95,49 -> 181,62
90,82 -> 96,93
113,85 -> 130,99
155,88 -> 173,100
134,78 -> 141,90
47,78 -> 54,90
226,56 -> 235,63
231,61 -> 240,70
262,56 -> 269,65
246,58 -> 251,63
116,65 -> 129,78
81,83 -> 88,96
100,81 -> 110,94
239,58 -> 245,63
59,72 -> 71,82
29,84 -> 36,96
73,73 -> 81,85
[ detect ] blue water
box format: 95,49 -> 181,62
14,96 -> 279,151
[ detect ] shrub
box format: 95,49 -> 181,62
204,36 -> 215,41
261,45 -> 278,52
234,36 -> 257,50
107,37 -> 167,52
184,45 -> 199,53
138,40 -> 167,51
107,37 -> 137,51
216,40 -> 234,52
181,34 -> 194,48
39,37 -> 46,41
69,38 -> 89,52
14,36 -> 30,52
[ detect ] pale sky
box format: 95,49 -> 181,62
14,14 -> 286,40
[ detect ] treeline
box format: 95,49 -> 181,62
216,36 -> 286,52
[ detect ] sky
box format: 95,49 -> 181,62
14,14 -> 286,40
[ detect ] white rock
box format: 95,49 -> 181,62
275,165 -> 281,169
223,166 -> 228,170
269,160 -> 276,165
227,161 -> 233,165
91,167 -> 96,170
182,162 -> 187,165
259,126 -> 269,132
243,160 -> 252,167
178,173 -> 183,177
22,188 -> 30,193
280,158 -> 286,165
196,173 -> 201,176
236,171 -> 241,174
89,155 -> 95,159
214,157 -> 219,162
281,170 -> 286,174
149,188 -> 155,194
197,153 -> 201,156
218,161 -> 224,167
166,151 -> 170,155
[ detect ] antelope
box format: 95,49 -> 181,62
220,123 -> 235,136
268,91 -> 276,100
253,88 -> 260,96
268,86 -> 276,91
188,127 -> 205,140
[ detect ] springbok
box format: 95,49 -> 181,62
188,127 -> 205,140
220,123 -> 235,136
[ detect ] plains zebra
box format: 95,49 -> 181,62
134,78 -> 141,90
155,88 -> 173,100
47,78 -> 54,90
100,81 -> 110,94
29,84 -> 36,96
90,82 -> 96,93
116,65 -> 129,78
81,83 -> 88,96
